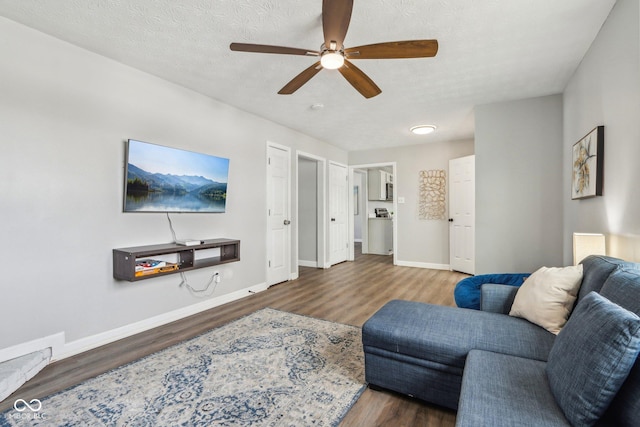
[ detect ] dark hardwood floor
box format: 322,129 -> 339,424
1,245 -> 468,425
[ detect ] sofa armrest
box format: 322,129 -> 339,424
480,284 -> 519,314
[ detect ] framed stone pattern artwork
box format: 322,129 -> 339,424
572,126 -> 604,200
418,170 -> 446,220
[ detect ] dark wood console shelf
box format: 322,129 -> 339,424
113,238 -> 240,282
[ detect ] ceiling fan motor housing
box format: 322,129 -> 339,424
320,42 -> 345,69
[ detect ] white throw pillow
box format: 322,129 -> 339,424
509,265 -> 584,334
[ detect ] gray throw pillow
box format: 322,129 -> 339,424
546,291 -> 640,426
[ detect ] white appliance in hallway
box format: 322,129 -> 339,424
368,208 -> 393,255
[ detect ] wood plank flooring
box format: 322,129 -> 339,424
1,246 -> 469,425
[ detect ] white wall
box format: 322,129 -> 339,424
475,94 -> 564,274
563,0 -> 640,263
0,18 -> 346,355
349,140 -> 474,268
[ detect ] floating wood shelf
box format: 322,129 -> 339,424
113,238 -> 240,282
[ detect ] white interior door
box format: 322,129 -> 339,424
449,155 -> 475,274
267,143 -> 291,285
329,162 -> 348,265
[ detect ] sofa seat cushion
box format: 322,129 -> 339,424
456,350 -> 570,427
362,300 -> 556,371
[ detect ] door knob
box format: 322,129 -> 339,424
331,218 -> 336,222
284,219 -> 291,225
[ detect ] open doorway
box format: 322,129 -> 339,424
353,169 -> 367,249
349,162 -> 397,264
296,151 -> 326,272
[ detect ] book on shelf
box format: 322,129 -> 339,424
134,261 -> 178,277
135,259 -> 167,272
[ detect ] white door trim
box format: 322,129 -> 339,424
349,162 -> 397,264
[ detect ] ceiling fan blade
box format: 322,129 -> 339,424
278,62 -> 323,95
345,40 -> 439,59
230,42 -> 319,56
322,0 -> 353,48
338,59 -> 381,99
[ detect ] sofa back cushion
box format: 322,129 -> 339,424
600,268 -> 640,314
600,268 -> 640,426
546,292 -> 640,427
578,255 -> 630,303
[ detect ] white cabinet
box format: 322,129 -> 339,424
368,219 -> 393,255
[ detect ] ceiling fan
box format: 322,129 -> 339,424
229,0 -> 438,99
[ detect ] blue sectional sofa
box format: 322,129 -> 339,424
362,255 -> 640,426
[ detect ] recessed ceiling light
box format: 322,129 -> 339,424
410,125 -> 437,135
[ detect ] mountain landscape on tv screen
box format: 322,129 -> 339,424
125,164 -> 227,212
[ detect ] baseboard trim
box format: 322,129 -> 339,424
56,282 -> 268,361
0,332 -> 65,364
395,260 -> 450,270
298,260 -> 318,268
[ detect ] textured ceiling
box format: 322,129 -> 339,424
0,0 -> 617,151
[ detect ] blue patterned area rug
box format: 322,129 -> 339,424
0,309 -> 365,426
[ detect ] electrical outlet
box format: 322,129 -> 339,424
398,197 -> 405,204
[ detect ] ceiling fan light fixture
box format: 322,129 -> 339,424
410,125 -> 437,135
321,51 -> 344,69
229,1 -> 438,98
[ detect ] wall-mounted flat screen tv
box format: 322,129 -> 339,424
124,139 -> 229,213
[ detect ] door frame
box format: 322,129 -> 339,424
266,141 -> 292,286
348,162 -> 398,264
295,151 -> 327,273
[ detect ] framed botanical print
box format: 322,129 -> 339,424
572,126 -> 604,200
